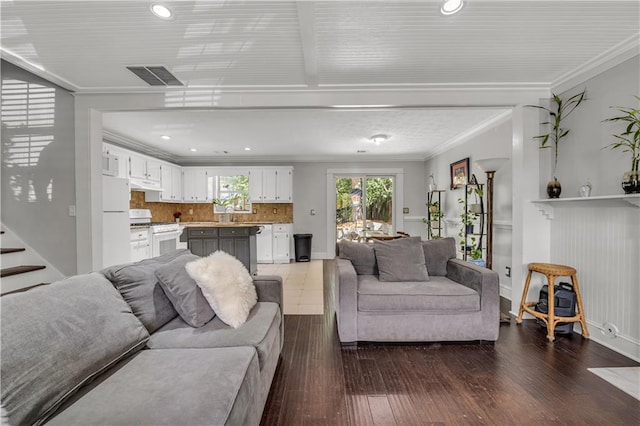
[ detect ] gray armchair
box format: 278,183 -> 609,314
335,237 -> 500,344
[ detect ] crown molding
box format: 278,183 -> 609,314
423,109 -> 513,161
1,49 -> 79,92
552,32 -> 640,94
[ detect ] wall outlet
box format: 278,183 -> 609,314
188,208 -> 193,215
602,322 -> 618,338
68,205 -> 76,217
273,208 -> 277,214
253,208 -> 257,214
310,209 -> 316,215
505,266 -> 511,277
403,207 -> 409,214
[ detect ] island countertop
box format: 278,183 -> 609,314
181,222 -> 268,228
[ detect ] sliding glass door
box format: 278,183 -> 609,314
335,176 -> 394,242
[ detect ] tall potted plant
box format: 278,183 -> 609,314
528,88 -> 587,198
603,96 -> 640,194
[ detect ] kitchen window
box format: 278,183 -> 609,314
211,174 -> 251,212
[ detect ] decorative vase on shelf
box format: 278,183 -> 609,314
621,158 -> 640,194
546,178 -> 562,198
621,170 -> 640,194
468,258 -> 486,268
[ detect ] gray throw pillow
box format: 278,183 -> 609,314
102,249 -> 190,333
337,239 -> 378,275
373,237 -> 430,282
0,273 -> 149,426
155,254 -> 215,328
422,237 -> 456,276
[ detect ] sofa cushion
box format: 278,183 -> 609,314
337,239 -> 378,275
102,249 -> 190,333
0,273 -> 150,426
422,237 -> 456,276
357,275 -> 480,312
186,251 -> 257,329
155,253 -> 215,328
373,237 -> 429,282
46,347 -> 260,426
147,302 -> 281,371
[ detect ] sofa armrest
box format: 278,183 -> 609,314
446,258 -> 500,338
252,275 -> 283,307
335,258 -> 358,343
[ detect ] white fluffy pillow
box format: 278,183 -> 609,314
185,251 -> 257,328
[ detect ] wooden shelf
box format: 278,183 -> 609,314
532,194 -> 640,219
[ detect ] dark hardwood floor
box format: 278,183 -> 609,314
261,260 -> 639,425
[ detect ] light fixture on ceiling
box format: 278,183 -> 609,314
369,134 -> 388,145
244,147 -> 251,151
440,0 -> 464,16
151,4 -> 173,19
161,135 -> 171,140
189,148 -> 197,152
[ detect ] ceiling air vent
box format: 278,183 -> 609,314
126,66 -> 183,86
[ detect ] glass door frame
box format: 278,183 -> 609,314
326,168 -> 404,256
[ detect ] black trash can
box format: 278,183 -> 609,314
293,234 -> 312,262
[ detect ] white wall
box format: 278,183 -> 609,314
1,60 -> 77,276
544,55 -> 640,360
424,117 -> 513,297
291,161 -> 427,258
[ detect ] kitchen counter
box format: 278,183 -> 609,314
181,222 -> 293,227
181,222 -> 265,228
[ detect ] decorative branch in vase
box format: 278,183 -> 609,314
603,95 -> 640,194
528,88 -> 587,198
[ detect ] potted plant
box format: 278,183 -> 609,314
468,244 -> 485,268
603,95 -> 640,194
423,200 -> 444,239
212,195 -> 240,213
528,88 -> 587,198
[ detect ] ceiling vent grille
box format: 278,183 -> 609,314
126,66 -> 183,86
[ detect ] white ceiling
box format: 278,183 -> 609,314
2,1 -> 638,162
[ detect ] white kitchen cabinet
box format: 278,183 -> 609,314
159,164 -> 182,201
146,163 -> 183,202
182,168 -> 211,202
103,143 -> 130,178
129,152 -> 161,182
272,224 -> 291,264
249,167 -> 293,203
275,168 -> 292,202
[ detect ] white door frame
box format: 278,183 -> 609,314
326,168 -> 404,258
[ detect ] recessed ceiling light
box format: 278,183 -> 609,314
440,0 -> 464,16
189,148 -> 197,152
161,135 -> 171,140
244,147 -> 251,151
369,134 -> 388,145
151,4 -> 173,19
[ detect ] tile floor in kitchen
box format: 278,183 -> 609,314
257,260 -> 323,315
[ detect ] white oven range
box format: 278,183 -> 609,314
130,209 -> 185,259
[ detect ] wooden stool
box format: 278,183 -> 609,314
516,262 -> 589,341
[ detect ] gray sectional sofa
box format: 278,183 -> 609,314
335,237 -> 499,344
1,249 -> 283,426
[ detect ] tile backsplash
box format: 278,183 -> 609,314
130,191 -> 293,223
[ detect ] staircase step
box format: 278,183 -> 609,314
1,248 -> 26,254
1,265 -> 46,278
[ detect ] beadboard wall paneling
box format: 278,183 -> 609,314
550,205 -> 639,360
129,191 -> 293,223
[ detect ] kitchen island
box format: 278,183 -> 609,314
180,223 -> 260,275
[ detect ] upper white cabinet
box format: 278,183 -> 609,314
129,152 -> 161,182
182,168 -> 211,202
249,167 -> 293,203
146,163 -> 182,202
103,143 -> 130,178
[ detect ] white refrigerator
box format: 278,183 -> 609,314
103,176 -> 131,267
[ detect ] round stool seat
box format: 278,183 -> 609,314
528,262 -> 576,277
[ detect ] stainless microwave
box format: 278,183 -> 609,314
102,153 -> 119,177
